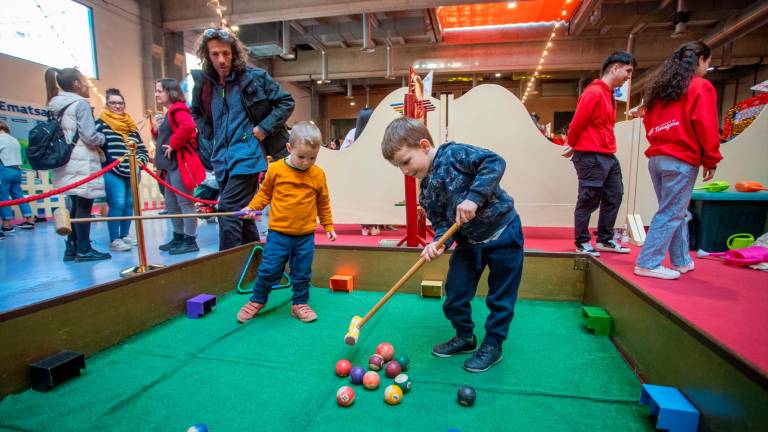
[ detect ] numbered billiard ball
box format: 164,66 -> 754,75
336,386 -> 355,407
393,373 -> 411,393
368,354 -> 384,371
384,384 -> 403,405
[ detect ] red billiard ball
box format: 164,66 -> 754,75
363,371 -> 380,390
376,342 -> 395,361
385,360 -> 401,378
336,386 -> 355,407
336,359 -> 352,377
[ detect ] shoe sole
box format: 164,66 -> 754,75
169,248 -> 199,255
595,247 -> 630,254
463,354 -> 504,373
576,250 -> 600,257
432,347 -> 477,358
633,270 -> 679,280
75,256 -> 112,262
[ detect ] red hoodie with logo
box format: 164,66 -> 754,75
643,76 -> 722,168
567,80 -> 616,154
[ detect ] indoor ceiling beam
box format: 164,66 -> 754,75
161,0 -> 498,31
271,32 -> 766,82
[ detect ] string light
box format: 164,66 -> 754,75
34,0 -> 105,104
522,1 -> 571,104
207,0 -> 238,32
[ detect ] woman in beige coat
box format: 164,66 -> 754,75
45,67 -> 109,262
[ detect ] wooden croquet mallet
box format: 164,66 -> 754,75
344,223 -> 460,345
53,208 -> 262,236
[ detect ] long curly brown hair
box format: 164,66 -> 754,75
645,41 -> 711,108
194,27 -> 250,78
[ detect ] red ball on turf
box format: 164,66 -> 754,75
368,354 -> 385,371
385,360 -> 401,378
376,342 -> 395,361
363,371 -> 381,390
335,359 -> 352,377
336,386 -> 355,407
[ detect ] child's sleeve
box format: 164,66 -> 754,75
316,171 -> 334,232
458,146 -> 506,208
247,166 -> 275,210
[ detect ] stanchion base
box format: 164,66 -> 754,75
120,264 -> 165,278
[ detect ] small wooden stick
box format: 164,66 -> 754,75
53,208 -> 261,236
344,223 -> 460,345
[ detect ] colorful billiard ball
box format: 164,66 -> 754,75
393,373 -> 411,393
457,385 -> 476,407
368,354 -> 384,371
395,354 -> 410,371
350,366 -> 366,385
384,360 -> 401,378
376,342 -> 395,361
187,424 -> 208,432
336,386 -> 356,407
335,359 -> 352,377
384,384 -> 403,405
363,371 -> 380,390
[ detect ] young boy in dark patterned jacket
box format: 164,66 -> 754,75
381,117 -> 524,373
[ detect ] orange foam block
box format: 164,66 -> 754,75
330,275 -> 354,292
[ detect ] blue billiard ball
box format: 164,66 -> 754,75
187,423 -> 208,432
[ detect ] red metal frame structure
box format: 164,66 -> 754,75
396,68 -> 434,247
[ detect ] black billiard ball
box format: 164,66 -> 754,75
457,385 -> 476,407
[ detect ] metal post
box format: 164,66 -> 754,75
121,139 -> 163,277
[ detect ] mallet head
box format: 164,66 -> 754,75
344,315 -> 362,345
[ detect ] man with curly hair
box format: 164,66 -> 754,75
190,28 -> 295,250
566,51 -> 636,257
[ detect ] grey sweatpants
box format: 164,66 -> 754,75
163,168 -> 198,236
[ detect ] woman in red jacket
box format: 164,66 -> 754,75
154,78 -> 205,255
635,41 -> 722,280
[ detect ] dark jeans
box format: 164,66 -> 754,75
250,230 -> 314,305
572,151 -> 623,246
67,195 -> 94,253
443,215 -> 524,348
217,173 -> 261,250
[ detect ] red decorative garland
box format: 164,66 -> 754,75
0,157 -> 124,208
140,165 -> 219,205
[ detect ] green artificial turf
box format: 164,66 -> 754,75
0,289 -> 654,432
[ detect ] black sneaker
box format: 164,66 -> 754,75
159,232 -> 184,251
432,335 -> 477,358
63,240 -> 76,262
1,226 -> 14,233
463,343 -> 503,373
75,248 -> 112,262
169,235 -> 199,255
576,242 -> 600,257
18,221 -> 35,230
34,215 -> 47,223
0,231 -> 4,239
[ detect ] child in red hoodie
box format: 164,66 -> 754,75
635,41 -> 722,280
566,51 -> 637,257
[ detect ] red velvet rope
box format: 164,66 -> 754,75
0,157 -> 124,208
140,165 -> 219,205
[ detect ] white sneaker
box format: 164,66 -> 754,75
370,226 -> 381,236
122,236 -> 137,246
576,242 -> 600,257
634,266 -> 681,280
109,239 -> 131,252
673,261 -> 695,274
361,227 -> 370,236
596,240 -> 631,254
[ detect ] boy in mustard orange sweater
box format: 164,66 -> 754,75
237,121 -> 336,324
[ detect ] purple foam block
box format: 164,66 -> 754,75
186,294 -> 217,319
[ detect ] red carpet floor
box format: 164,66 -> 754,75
315,224 -> 768,374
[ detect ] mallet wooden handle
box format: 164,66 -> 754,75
53,208 -> 261,236
345,223 -> 459,345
